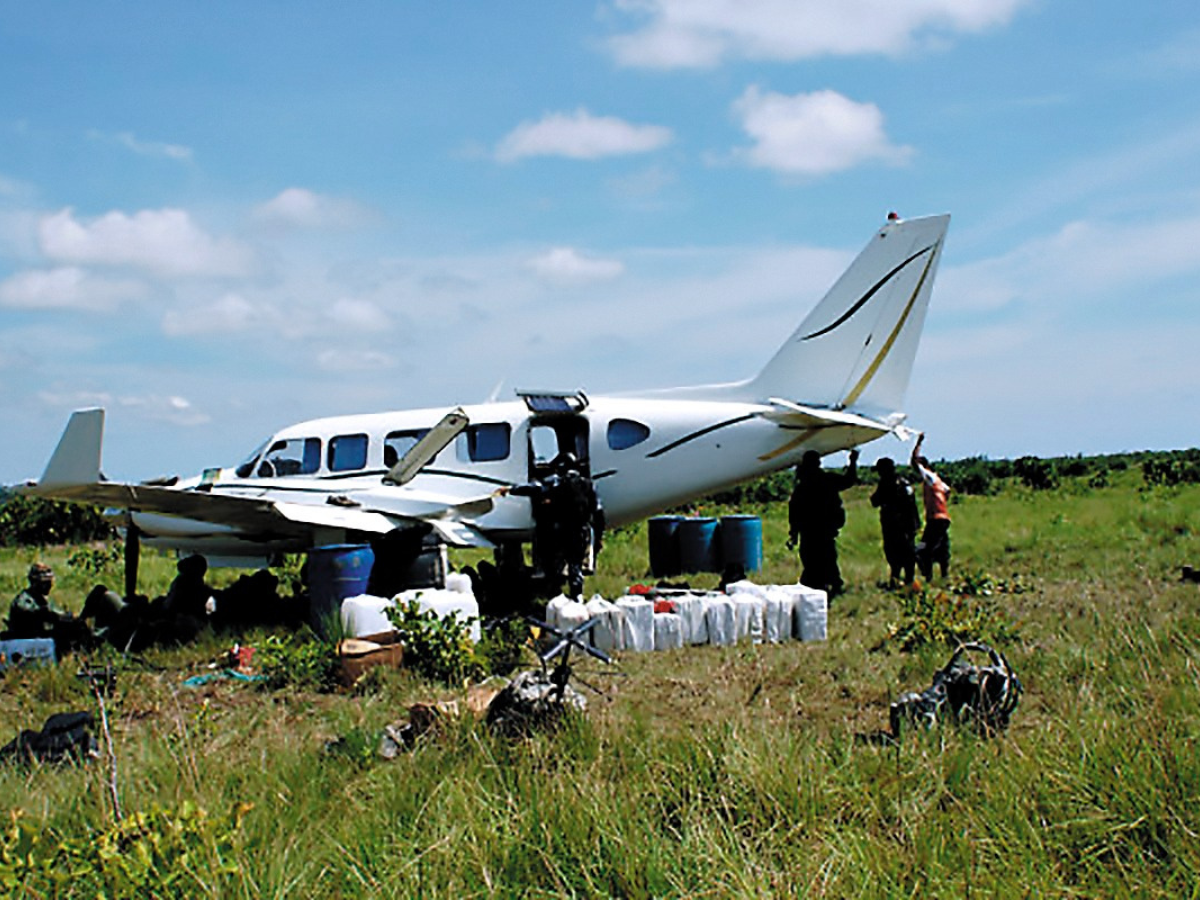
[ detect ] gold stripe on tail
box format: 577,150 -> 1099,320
839,243 -> 939,409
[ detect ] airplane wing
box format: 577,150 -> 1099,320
23,474 -> 499,547
19,408 -> 498,548
21,480 -> 286,531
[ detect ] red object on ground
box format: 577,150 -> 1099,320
230,645 -> 255,672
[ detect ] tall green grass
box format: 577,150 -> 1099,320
2,469 -> 1199,897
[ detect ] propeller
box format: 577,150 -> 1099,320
526,614 -> 611,701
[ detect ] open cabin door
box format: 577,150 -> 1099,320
518,390 -> 590,481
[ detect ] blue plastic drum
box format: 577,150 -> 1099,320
648,516 -> 683,578
718,515 -> 763,574
306,543 -> 375,633
678,517 -> 720,574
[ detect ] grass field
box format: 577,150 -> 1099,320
2,468 -> 1199,898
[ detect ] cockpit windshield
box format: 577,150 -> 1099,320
235,436 -> 322,478
234,441 -> 268,479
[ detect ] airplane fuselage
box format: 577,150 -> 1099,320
135,392 -> 867,560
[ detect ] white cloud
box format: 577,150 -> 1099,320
37,389 -> 114,409
326,297 -> 393,331
607,0 -> 1030,68
528,247 -> 625,284
944,213 -> 1200,317
87,130 -> 193,161
35,391 -> 209,426
315,348 -> 397,372
608,165 -> 677,202
162,293 -> 265,336
38,207 -> 256,278
730,87 -> 912,176
0,174 -> 33,199
496,109 -> 672,162
0,267 -> 147,311
118,394 -> 209,426
252,187 -> 376,231
163,291 -> 392,342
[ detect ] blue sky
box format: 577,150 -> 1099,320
3,1 -> 1200,483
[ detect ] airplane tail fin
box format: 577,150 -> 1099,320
747,213 -> 949,418
37,408 -> 105,488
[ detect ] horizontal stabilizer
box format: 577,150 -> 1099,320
761,398 -> 894,434
39,408 -> 104,488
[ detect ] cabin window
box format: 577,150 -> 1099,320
258,437 -> 321,477
459,423 -> 511,462
328,433 -> 369,472
528,424 -> 560,467
607,418 -> 651,451
384,429 -> 430,468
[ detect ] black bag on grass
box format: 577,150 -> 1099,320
0,711 -> 99,764
890,642 -> 1021,738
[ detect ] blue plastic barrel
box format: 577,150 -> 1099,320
307,544 -> 375,633
719,515 -> 763,574
678,517 -> 720,574
648,516 -> 683,578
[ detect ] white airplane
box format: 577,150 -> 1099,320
19,212 -> 949,586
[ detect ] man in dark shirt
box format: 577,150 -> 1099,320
503,452 -> 603,598
787,449 -> 859,598
6,563 -> 92,652
870,457 -> 921,586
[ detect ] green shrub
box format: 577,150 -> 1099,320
705,469 -> 795,506
886,572 -> 1022,651
475,616 -> 535,676
0,802 -> 248,899
0,495 -> 115,547
254,632 -> 342,692
1142,454 -> 1200,487
67,542 -> 124,579
386,599 -> 478,685
1014,455 -> 1059,490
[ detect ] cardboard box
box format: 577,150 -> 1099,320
338,631 -> 404,686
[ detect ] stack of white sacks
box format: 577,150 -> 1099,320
340,571 -> 482,642
338,573 -> 825,653
546,579 -> 827,653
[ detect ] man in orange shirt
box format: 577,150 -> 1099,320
911,433 -> 952,580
